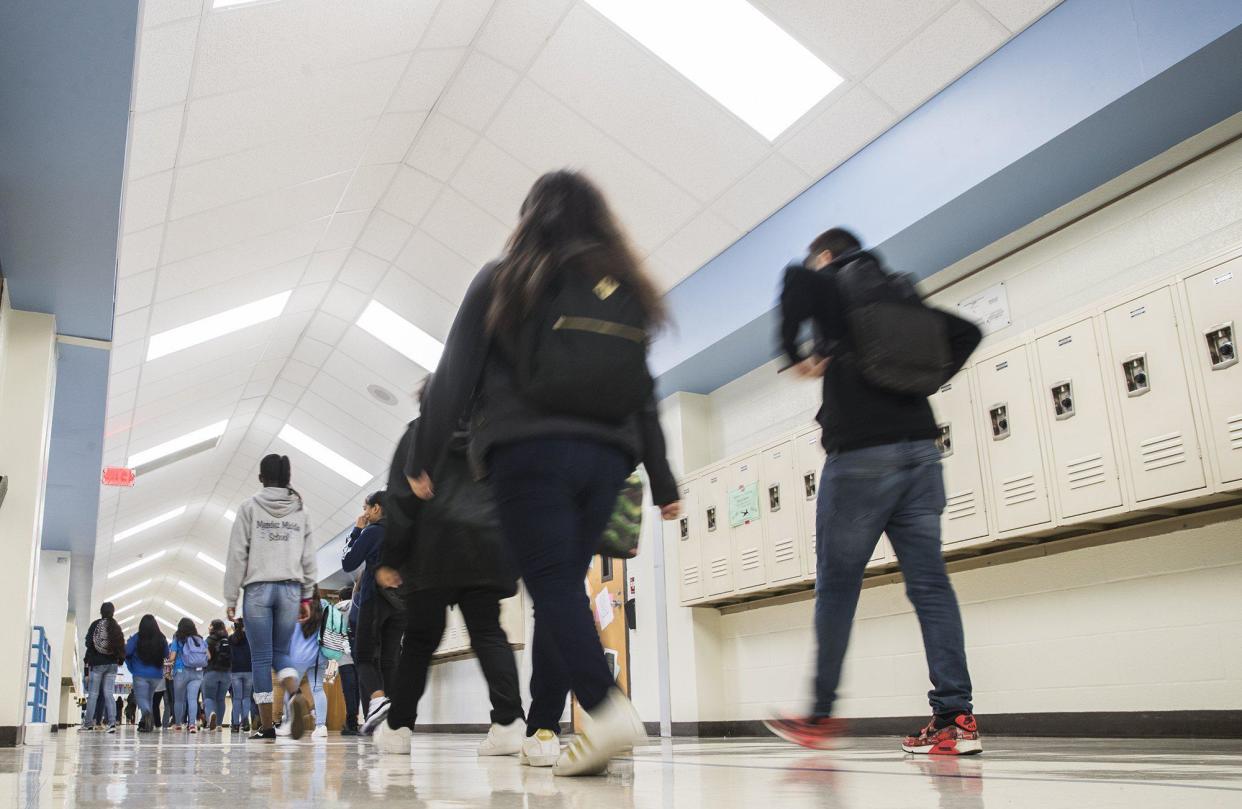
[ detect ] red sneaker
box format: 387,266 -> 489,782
763,715 -> 848,750
901,714 -> 982,755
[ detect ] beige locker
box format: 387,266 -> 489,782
759,441 -> 803,584
1103,287 -> 1206,502
975,344 -> 1054,533
672,480 -> 703,603
499,591 -> 524,647
928,372 -> 991,545
725,455 -> 767,591
699,468 -> 734,596
1034,318 -> 1125,519
1182,259 -> 1242,486
793,429 -> 825,580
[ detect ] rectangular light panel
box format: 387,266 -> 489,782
155,616 -> 177,632
178,580 -> 224,608
114,505 -> 187,543
107,578 -> 153,603
196,551 -> 227,572
584,0 -> 842,140
146,290 -> 291,361
277,424 -> 371,486
163,599 -> 204,625
224,509 -> 237,522
128,420 -> 228,468
356,300 -> 444,372
114,599 -> 145,617
108,550 -> 166,579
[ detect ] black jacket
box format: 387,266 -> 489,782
405,259 -> 679,507
780,251 -> 982,452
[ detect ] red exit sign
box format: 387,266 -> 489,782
101,467 -> 135,487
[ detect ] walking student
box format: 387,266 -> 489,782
202,619 -> 232,731
404,171 -> 681,776
765,228 -> 984,755
229,618 -> 253,732
82,601 -> 126,732
334,587 -> 362,736
223,453 -> 318,740
275,588 -> 332,740
167,618 -> 208,733
125,614 -> 168,732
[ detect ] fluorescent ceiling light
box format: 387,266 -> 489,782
114,599 -> 145,617
108,551 -> 166,579
584,0 -> 842,140
114,505 -> 187,543
177,580 -> 224,608
196,551 -> 227,573
155,616 -> 177,631
356,300 -> 444,372
107,578 -> 153,603
163,599 -> 203,625
213,0 -> 269,8
224,509 -> 237,522
128,420 -> 228,469
146,290 -> 291,361
277,424 -> 371,486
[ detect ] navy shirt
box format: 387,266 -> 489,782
228,631 -> 251,673
341,520 -> 385,606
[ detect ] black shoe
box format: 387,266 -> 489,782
249,727 -> 277,741
340,727 -> 359,737
139,716 -> 153,733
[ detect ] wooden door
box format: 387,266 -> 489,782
572,555 -> 629,729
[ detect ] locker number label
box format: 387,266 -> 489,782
1214,271 -> 1234,286
1129,305 -> 1147,319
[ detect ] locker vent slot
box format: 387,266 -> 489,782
945,490 -> 977,520
1000,474 -> 1038,506
709,557 -> 730,578
1138,432 -> 1187,471
1065,454 -> 1106,490
1228,415 -> 1242,450
682,566 -> 700,588
740,548 -> 762,571
773,538 -> 796,564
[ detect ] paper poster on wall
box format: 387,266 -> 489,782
957,282 -> 1011,335
594,589 -> 615,630
728,482 -> 760,527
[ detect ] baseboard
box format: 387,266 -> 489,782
413,723 -> 491,735
0,726 -> 25,747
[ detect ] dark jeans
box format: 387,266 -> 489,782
813,439 -> 973,717
387,588 -> 524,730
354,594 -> 407,698
339,663 -> 361,730
490,438 -> 629,734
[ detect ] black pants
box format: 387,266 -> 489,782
387,588 -> 523,730
354,594 -> 407,698
339,663 -> 362,730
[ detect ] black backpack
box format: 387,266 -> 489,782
834,252 -> 953,397
514,247 -> 652,423
210,634 -> 231,670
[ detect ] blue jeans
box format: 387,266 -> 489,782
202,670 -> 230,724
84,664 -> 118,727
132,676 -> 161,722
243,580 -> 300,704
230,672 -> 253,726
490,438 -> 630,734
283,657 -> 328,727
174,669 -> 204,725
813,440 -> 973,717
338,664 -> 360,730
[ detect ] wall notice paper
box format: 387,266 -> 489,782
594,589 -> 615,630
957,282 -> 1011,335
729,482 -> 760,527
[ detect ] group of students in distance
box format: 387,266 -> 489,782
91,169 -> 989,773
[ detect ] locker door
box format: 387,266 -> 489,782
499,592 -> 524,648
1183,260 -> 1242,485
699,468 -> 733,596
793,429 -> 825,580
673,480 -> 703,603
759,441 -> 803,584
928,373 -> 991,544
1104,287 -> 1206,501
975,345 -> 1053,533
726,455 -> 767,591
1034,319 -> 1124,518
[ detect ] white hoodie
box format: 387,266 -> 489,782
223,487 -> 317,609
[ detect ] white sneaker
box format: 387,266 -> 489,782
361,697 -> 391,737
275,722 -> 291,738
311,725 -> 327,740
478,719 -> 524,756
554,690 -> 646,777
374,721 -> 412,756
520,729 -> 561,767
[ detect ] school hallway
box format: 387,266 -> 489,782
5,729 -> 1240,808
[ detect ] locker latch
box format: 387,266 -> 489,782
1205,322 -> 1237,371
1122,354 -> 1150,397
1050,381 -> 1074,420
679,517 -> 689,540
803,472 -> 816,500
989,404 -> 1010,441
706,507 -> 717,532
936,424 -> 953,457
768,483 -> 781,512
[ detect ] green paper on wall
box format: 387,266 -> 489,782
728,483 -> 760,527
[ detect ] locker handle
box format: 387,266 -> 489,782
768,483 -> 781,513
936,424 -> 953,457
988,404 -> 1010,441
803,472 -> 817,500
1122,354 -> 1150,397
706,506 -> 717,532
1050,381 -> 1074,421
679,517 -> 689,540
1205,322 -> 1237,371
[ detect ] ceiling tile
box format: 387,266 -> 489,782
116,271 -> 157,316
109,340 -> 146,375
713,154 -> 812,233
303,248 -> 349,284
976,0 -> 1061,31
356,210 -> 414,261
387,49 -> 466,113
338,164 -> 399,213
156,222 -> 322,302
362,111 -> 429,166
418,187 -> 510,268
779,86 -> 896,178
117,225 -> 165,278
650,211 -> 741,290
320,211 -> 369,251
475,0 -> 573,72
123,171 -> 174,234
287,282 -> 330,315
128,105 -> 186,180
320,346 -> 419,419
373,265 -> 457,345
148,261 -> 302,333
338,250 -> 389,294
320,281 -> 370,324
405,113 -> 478,183
112,308 -> 151,348
379,166 -> 443,226
420,0 -> 495,49
864,1 -> 1010,115
436,52 -> 520,132
306,311 -> 350,345
292,337 -> 333,369
143,0 -> 202,29
450,139 -> 536,226
394,231 -> 478,306
133,17 -> 199,112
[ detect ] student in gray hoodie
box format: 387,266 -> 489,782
223,453 -> 318,740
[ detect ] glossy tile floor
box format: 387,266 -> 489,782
3,728 -> 1241,808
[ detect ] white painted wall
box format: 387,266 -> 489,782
32,552 -> 72,725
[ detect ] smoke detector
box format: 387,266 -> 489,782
367,384 -> 399,406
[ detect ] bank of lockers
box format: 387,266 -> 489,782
1181,258 -> 1242,488
674,480 -> 702,603
974,344 -> 1054,533
1033,318 -> 1126,520
725,455 -> 767,591
758,441 -> 805,585
928,371 -> 991,545
1102,285 -> 1207,502
698,468 -> 733,596
435,593 -> 525,657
